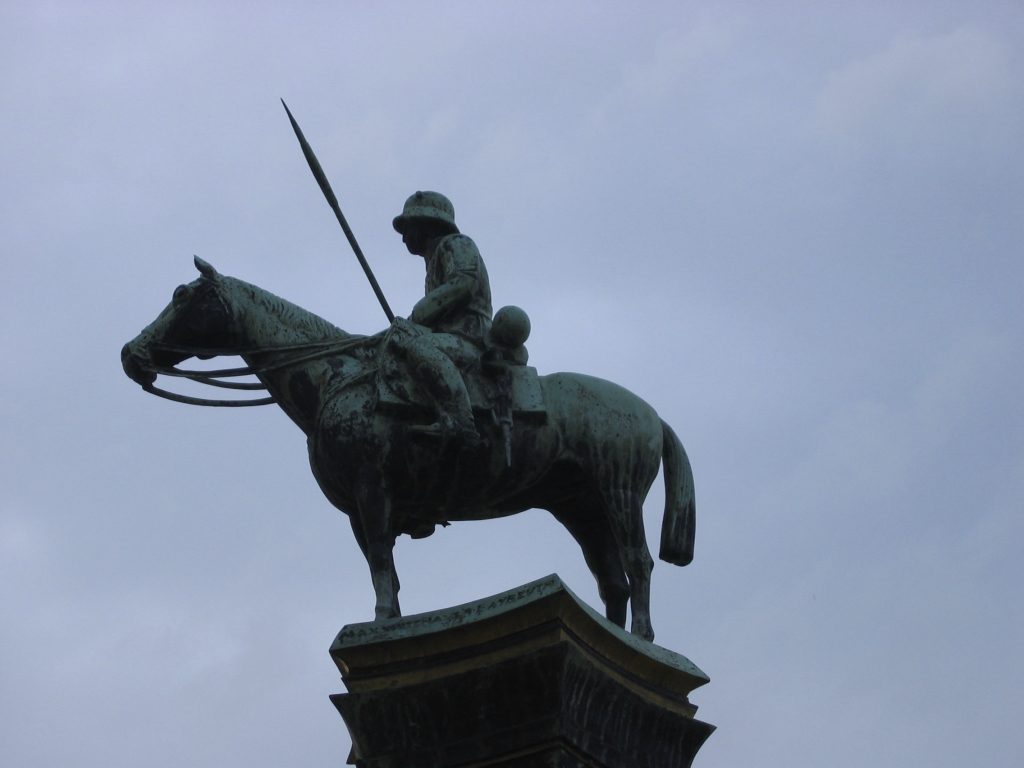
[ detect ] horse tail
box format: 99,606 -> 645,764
659,419 -> 696,566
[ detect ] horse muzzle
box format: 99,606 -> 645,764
121,341 -> 157,386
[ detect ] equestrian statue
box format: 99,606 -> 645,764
120,105 -> 696,642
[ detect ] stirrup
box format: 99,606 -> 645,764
409,416 -> 478,444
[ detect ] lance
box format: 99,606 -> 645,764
281,99 -> 395,323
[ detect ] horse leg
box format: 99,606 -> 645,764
347,514 -> 401,620
602,488 -> 656,641
356,469 -> 401,620
548,504 -> 630,629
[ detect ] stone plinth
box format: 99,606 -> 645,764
330,574 -> 714,767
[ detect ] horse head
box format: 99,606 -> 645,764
122,256 -> 361,434
121,256 -> 234,386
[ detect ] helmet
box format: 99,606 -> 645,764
392,191 -> 459,235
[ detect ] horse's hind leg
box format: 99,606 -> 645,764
549,504 -> 630,629
602,488 -> 655,641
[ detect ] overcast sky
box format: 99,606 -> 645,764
2,2 -> 1022,766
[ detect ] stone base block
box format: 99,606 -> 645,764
330,574 -> 714,767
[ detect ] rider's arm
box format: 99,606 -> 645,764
410,236 -> 480,328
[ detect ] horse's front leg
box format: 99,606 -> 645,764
356,468 -> 401,620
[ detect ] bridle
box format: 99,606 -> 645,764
141,334 -> 380,407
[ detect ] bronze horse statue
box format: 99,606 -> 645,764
121,257 -> 695,641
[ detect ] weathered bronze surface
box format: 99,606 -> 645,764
120,110 -> 711,767
122,112 -> 698,640
122,240 -> 696,641
119,247 -> 696,643
332,575 -> 714,767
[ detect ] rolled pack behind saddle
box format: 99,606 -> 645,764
378,306 -> 545,461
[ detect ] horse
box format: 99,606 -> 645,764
121,257 -> 696,641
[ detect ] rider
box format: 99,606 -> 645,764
391,191 -> 492,444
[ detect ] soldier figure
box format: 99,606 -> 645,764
390,191 -> 492,445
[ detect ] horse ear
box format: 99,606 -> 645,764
194,255 -> 218,279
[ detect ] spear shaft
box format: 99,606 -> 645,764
281,99 -> 395,323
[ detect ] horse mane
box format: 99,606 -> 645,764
221,275 -> 348,344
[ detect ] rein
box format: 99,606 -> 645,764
142,383 -> 276,407
143,334 -> 381,408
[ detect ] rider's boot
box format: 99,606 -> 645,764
408,359 -> 480,448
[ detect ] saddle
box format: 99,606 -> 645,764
376,307 -> 547,452
377,345 -> 546,420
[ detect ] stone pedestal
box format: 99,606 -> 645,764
330,574 -> 714,767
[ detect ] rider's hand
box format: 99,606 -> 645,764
392,316 -> 424,334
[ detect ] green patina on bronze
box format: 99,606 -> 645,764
120,108 -> 697,643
